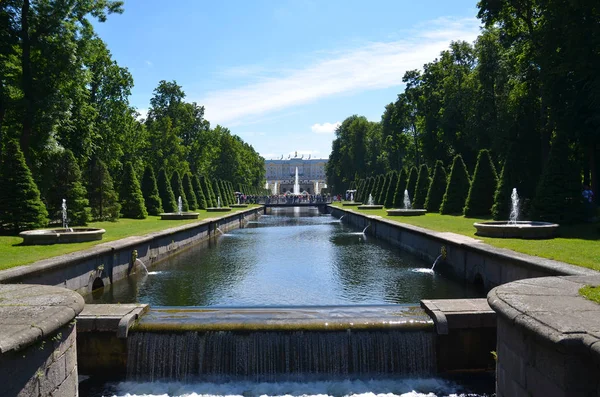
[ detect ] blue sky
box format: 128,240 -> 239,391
94,0 -> 481,160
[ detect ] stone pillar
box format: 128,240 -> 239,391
0,285 -> 84,397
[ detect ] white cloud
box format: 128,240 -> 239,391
135,108 -> 148,121
199,17 -> 480,126
311,122 -> 341,134
145,60 -> 153,67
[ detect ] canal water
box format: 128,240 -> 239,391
88,208 -> 482,306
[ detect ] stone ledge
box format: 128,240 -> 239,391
421,298 -> 496,335
77,303 -> 149,338
0,284 -> 84,353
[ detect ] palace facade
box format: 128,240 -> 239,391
265,153 -> 328,194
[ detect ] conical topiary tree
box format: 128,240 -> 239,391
373,175 -> 384,204
531,133 -> 584,223
365,177 -> 375,203
355,179 -> 365,202
378,173 -> 391,205
425,160 -> 447,213
157,168 -> 177,213
0,140 -> 49,234
88,157 -> 121,221
48,149 -> 90,226
201,175 -> 216,207
413,164 -> 430,209
384,171 -> 398,208
120,162 -> 147,219
220,180 -> 230,206
464,150 -> 498,217
405,166 -> 418,202
393,169 -> 408,208
182,173 -> 198,210
212,179 -> 223,206
192,174 -> 207,209
492,148 -> 520,220
141,165 -> 163,215
440,155 -> 471,215
170,171 -> 189,211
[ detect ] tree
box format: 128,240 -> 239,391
192,174 -> 207,209
464,149 -> 498,217
0,140 -> 48,233
213,178 -> 223,206
406,166 -> 418,201
157,168 -> 177,213
88,157 -> 120,221
440,155 -> 471,215
378,172 -> 392,205
413,164 -> 430,209
47,150 -> 90,226
384,171 -> 399,208
141,165 -> 163,216
170,171 -> 188,211
182,173 -> 198,210
219,179 -> 229,206
119,162 -> 147,219
200,175 -> 216,207
372,175 -> 383,204
425,161 -> 447,212
492,148 -> 520,220
393,169 -> 408,208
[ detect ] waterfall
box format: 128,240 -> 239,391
127,330 -> 436,382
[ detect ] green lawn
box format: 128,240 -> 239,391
580,285 -> 600,304
0,207 -> 258,271
333,203 -> 600,271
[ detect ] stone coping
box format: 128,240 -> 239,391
77,303 -> 149,338
421,298 -> 496,335
0,284 -> 84,353
488,276 -> 600,359
330,206 -> 597,277
0,207 -> 260,284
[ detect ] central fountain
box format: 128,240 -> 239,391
160,196 -> 200,219
386,190 -> 426,216
473,188 -> 559,238
357,194 -> 383,210
293,167 -> 300,195
207,196 -> 232,212
19,199 -> 106,244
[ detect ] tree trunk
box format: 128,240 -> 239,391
20,0 -> 33,163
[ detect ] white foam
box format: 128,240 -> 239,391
412,269 -> 435,274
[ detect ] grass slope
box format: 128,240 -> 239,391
580,286 -> 600,304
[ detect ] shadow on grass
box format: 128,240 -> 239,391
557,222 -> 600,241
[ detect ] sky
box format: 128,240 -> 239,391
94,0 -> 481,160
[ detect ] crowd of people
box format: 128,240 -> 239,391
236,192 -> 332,205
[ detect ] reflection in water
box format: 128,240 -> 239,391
87,208 -> 482,306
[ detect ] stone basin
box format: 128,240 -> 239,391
386,209 -> 427,216
230,204 -> 249,208
206,207 -> 232,212
159,212 -> 200,220
19,228 -> 106,245
357,204 -> 384,210
342,202 -> 362,206
473,221 -> 559,239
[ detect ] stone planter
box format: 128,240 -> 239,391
19,228 -> 105,245
386,209 -> 426,216
473,221 -> 559,239
159,212 -> 200,220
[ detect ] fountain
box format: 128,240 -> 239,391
160,196 -> 200,219
357,194 -> 383,210
231,195 -> 248,208
19,199 -> 106,245
342,191 -> 362,206
207,195 -> 232,213
473,188 -> 559,238
386,190 -> 426,216
293,167 -> 300,195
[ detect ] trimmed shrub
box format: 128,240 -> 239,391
384,171 -> 398,208
212,179 -> 223,206
365,177 -> 375,203
440,155 -> 471,215
88,157 -> 121,221
373,175 -> 384,204
531,133 -> 584,223
119,162 -> 147,219
201,176 -> 216,207
378,173 -> 391,205
220,180 -> 230,206
393,169 -> 408,208
412,164 -> 430,209
141,165 -> 163,215
492,149 -> 519,220
0,140 -> 48,234
170,171 -> 189,211
192,174 -> 207,209
182,173 -> 198,210
157,168 -> 177,213
47,150 -> 90,226
355,179 -> 365,202
424,160 -> 447,212
464,150 -> 498,217
405,166 -> 418,201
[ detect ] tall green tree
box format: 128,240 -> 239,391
141,165 -> 163,216
413,164 -> 430,209
464,149 -> 498,217
200,175 -> 216,207
424,160 -> 447,212
393,169 -> 409,208
119,162 -> 147,219
192,174 -> 207,210
384,171 -> 399,208
47,150 -> 90,226
440,155 -> 471,215
157,168 -> 177,213
405,166 -> 418,201
182,173 -> 198,210
88,157 -> 120,221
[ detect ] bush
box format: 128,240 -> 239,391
141,165 -> 163,215
424,160 -> 447,212
201,175 -> 216,207
192,174 -> 207,209
464,150 -> 498,217
157,168 -> 177,213
170,171 -> 189,211
440,155 -> 471,215
47,150 -> 90,226
0,140 -> 48,234
182,173 -> 198,210
492,149 -> 519,220
373,174 -> 384,204
212,179 -> 223,206
220,180 -> 230,206
406,166 -> 418,201
393,169 -> 408,208
412,164 -> 430,209
362,177 -> 373,202
355,179 -> 365,202
88,157 -> 121,221
120,162 -> 147,219
378,173 -> 392,205
384,171 -> 398,208
532,133 -> 584,223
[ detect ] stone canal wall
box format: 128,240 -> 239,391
0,207 -> 261,295
329,206 -> 596,289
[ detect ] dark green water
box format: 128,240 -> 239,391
87,208 -> 483,306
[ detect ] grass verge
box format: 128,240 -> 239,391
332,203 -> 600,271
580,286 -> 600,304
0,207 -> 258,271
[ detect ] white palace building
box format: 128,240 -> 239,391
265,152 -> 328,195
